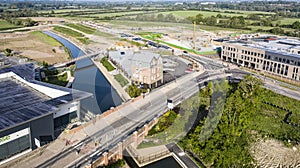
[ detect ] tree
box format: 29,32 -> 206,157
292,21 -> 300,30
4,48 -> 12,56
195,14 -> 204,24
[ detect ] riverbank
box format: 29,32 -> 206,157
92,59 -> 131,101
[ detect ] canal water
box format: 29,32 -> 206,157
44,31 -> 122,114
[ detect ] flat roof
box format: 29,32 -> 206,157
225,40 -> 300,59
0,65 -> 92,132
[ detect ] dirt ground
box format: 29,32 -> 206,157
0,32 -> 68,64
251,139 -> 300,167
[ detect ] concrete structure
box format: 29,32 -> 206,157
109,50 -> 163,88
90,117 -> 159,168
0,64 -> 91,163
221,37 -> 300,81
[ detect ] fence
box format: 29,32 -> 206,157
126,145 -> 170,165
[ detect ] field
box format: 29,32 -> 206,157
64,23 -> 113,37
159,10 -> 249,18
80,11 -> 146,18
273,18 -> 300,25
65,23 -> 96,34
0,19 -> 22,31
53,26 -> 92,44
0,31 -> 68,64
53,26 -> 84,37
30,31 -> 62,46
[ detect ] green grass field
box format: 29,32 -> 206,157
101,57 -> 115,72
273,18 -> 300,25
159,10 -> 249,18
0,19 -> 22,31
217,9 -> 275,15
80,11 -> 146,19
65,23 -> 96,34
30,31 -> 62,46
38,8 -> 101,14
53,26 -> 84,38
114,74 -> 128,87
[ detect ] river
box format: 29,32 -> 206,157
43,31 -> 122,115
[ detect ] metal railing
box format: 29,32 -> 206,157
126,145 -> 170,165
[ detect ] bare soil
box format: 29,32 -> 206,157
251,139 -> 300,167
0,32 -> 68,64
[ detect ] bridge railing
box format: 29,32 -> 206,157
126,145 -> 170,165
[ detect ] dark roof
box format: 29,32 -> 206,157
0,63 -> 35,80
0,73 -> 92,132
0,78 -> 56,130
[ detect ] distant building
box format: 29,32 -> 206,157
221,36 -> 300,80
109,50 -> 163,88
0,64 -> 91,163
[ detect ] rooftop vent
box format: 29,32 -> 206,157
120,51 -> 125,55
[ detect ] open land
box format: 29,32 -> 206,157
0,31 -> 68,64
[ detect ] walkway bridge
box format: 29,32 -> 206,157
52,51 -> 104,68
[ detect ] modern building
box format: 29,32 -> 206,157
109,50 -> 163,87
221,37 -> 300,81
0,64 -> 91,163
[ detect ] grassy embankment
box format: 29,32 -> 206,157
64,23 -> 113,38
53,26 -> 91,45
100,57 -> 115,72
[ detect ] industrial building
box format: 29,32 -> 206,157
221,37 -> 300,80
0,64 -> 91,163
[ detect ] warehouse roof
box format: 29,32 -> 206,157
0,65 -> 92,131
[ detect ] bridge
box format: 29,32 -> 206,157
52,51 -> 103,68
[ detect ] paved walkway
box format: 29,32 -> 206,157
92,59 -> 131,101
136,145 -> 169,157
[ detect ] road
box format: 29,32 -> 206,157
31,69 -> 230,168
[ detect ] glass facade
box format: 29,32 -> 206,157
0,135 -> 30,161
